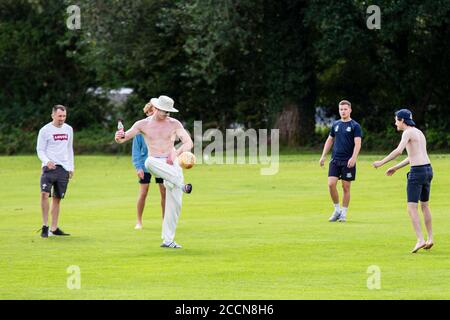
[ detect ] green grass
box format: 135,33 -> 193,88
1,154 -> 449,299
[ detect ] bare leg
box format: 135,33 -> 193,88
50,197 -> 61,231
408,202 -> 426,253
159,184 -> 166,220
421,201 -> 433,247
41,192 -> 50,226
328,177 -> 339,205
136,184 -> 149,226
342,180 -> 351,208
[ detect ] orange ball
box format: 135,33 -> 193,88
178,152 -> 196,169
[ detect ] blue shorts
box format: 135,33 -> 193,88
407,164 -> 433,203
328,159 -> 356,181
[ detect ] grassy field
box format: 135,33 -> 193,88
0,154 -> 449,300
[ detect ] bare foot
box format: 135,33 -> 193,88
411,241 -> 426,253
424,241 -> 434,250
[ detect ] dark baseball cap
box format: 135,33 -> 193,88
395,109 -> 416,126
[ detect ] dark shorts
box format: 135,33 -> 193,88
139,172 -> 163,184
328,159 -> 356,181
40,165 -> 69,199
407,164 -> 433,203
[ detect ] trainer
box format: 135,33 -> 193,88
319,100 -> 362,222
36,105 -> 74,238
132,101 -> 166,229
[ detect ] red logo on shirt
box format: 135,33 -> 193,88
53,134 -> 68,141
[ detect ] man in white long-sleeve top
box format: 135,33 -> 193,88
36,105 -> 74,238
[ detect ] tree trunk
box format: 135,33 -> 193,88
274,104 -> 300,146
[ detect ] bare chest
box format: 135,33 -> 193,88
142,122 -> 176,142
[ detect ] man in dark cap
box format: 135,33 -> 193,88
373,109 -> 434,253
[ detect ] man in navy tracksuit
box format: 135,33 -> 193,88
319,100 -> 362,222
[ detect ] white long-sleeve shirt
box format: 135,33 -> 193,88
36,123 -> 74,172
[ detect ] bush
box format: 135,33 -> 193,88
74,128 -> 131,154
1,125 -> 447,155
425,128 -> 450,151
361,126 -> 400,151
0,128 -> 37,155
0,128 -> 132,155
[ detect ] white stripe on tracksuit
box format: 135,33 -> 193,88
145,156 -> 184,243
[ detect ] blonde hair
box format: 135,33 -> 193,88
143,102 -> 154,114
339,100 -> 351,108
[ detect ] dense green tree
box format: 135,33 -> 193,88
0,0 -> 106,134
307,0 -> 450,148
264,0 -> 317,145
0,0 -> 448,153
80,0 -> 267,130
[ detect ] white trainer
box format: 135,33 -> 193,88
160,241 -> 182,249
328,210 -> 341,222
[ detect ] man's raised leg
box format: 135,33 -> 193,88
145,157 -> 184,189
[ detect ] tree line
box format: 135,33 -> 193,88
0,0 -> 448,154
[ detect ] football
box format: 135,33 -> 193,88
178,151 -> 196,169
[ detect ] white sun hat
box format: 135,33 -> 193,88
150,95 -> 179,113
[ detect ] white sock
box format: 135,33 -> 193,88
334,203 -> 341,212
341,207 -> 348,216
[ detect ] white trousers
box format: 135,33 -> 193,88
145,156 -> 184,243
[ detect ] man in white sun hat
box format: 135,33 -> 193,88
115,95 -> 193,249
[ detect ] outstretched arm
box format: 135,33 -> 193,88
373,130 -> 410,168
386,157 -> 410,176
115,123 -> 140,144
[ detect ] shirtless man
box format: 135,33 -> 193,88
373,109 -> 433,253
115,95 -> 193,249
